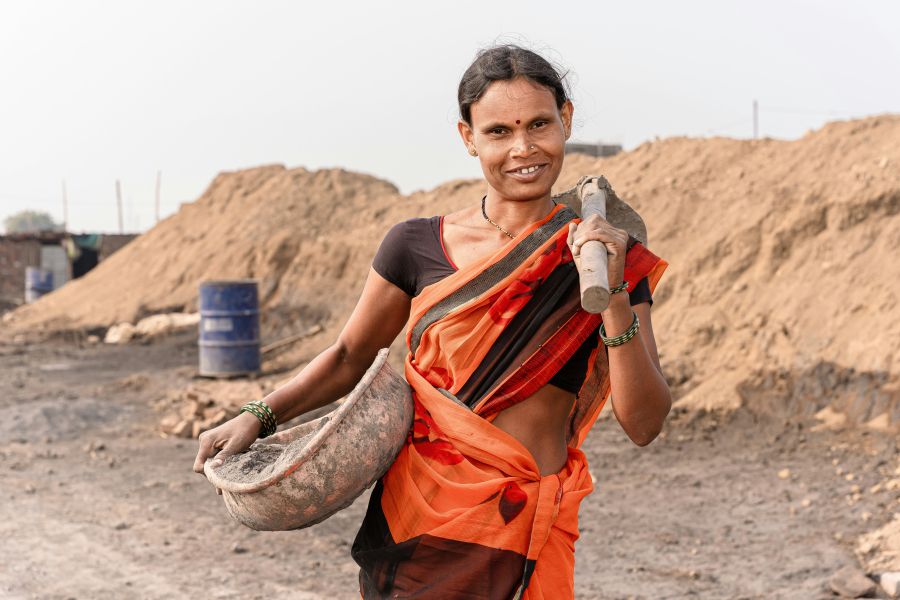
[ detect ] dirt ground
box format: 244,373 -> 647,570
1,330 -> 897,600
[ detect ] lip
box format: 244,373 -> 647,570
505,163 -> 549,181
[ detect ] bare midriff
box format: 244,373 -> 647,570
490,383 -> 576,476
442,208 -> 578,477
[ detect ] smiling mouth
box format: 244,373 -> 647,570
507,163 -> 548,176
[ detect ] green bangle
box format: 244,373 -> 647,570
239,405 -> 271,437
249,400 -> 276,427
600,311 -> 640,347
240,401 -> 277,438
610,280 -> 629,294
254,400 -> 278,435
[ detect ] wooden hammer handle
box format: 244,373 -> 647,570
577,180 -> 610,313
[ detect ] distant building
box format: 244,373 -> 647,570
565,141 -> 623,158
0,231 -> 138,311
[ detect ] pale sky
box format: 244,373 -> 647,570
1,1 -> 898,233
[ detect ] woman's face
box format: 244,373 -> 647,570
459,76 -> 573,203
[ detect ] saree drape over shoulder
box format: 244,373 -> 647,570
352,203 -> 668,599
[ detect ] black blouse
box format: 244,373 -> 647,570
372,217 -> 652,394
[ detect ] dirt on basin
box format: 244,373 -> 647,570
1,331 -> 898,600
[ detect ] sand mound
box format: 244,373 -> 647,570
9,115 -> 900,426
559,116 -> 900,428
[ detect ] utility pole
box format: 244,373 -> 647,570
753,100 -> 759,139
116,180 -> 124,233
155,170 -> 161,224
62,179 -> 68,231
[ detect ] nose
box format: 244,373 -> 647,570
510,134 -> 536,157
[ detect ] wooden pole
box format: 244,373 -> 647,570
155,170 -> 161,224
753,100 -> 759,139
576,179 -> 610,313
62,179 -> 68,231
116,180 -> 124,233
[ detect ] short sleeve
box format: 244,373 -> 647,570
629,276 -> 653,306
372,221 -> 416,297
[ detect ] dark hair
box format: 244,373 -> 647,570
457,44 -> 570,125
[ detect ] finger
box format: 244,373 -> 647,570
575,230 -> 619,248
193,434 -> 217,473
567,223 -> 582,258
209,439 -> 240,469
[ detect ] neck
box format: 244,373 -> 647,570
483,189 -> 556,235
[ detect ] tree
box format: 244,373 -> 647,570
3,210 -> 61,234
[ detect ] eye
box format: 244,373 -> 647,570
488,127 -> 507,135
531,120 -> 548,129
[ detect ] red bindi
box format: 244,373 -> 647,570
515,119 -> 521,124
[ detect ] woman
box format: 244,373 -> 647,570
194,44 -> 670,599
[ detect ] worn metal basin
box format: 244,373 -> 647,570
204,348 -> 413,530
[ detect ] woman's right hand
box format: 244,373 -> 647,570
192,411 -> 262,475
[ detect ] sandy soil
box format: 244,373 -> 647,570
1,330 -> 897,600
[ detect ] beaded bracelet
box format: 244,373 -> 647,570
610,280 -> 629,294
600,311 -> 640,347
239,400 -> 278,438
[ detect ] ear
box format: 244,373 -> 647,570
560,101 -> 574,140
458,119 -> 475,152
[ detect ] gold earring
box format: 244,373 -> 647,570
469,147 -> 478,156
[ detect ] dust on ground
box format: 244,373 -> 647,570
2,331 -> 897,600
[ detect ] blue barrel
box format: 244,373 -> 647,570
25,267 -> 54,303
198,280 -> 261,377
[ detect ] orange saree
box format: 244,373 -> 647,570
352,203 -> 668,599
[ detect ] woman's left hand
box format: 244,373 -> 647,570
566,215 -> 628,288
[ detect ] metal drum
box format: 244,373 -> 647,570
198,280 -> 261,377
25,267 -> 54,303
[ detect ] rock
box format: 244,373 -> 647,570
180,400 -> 204,420
778,468 -> 791,480
881,572 -> 900,597
104,322 -> 136,344
86,334 -> 100,344
231,542 -> 248,554
813,406 -> 848,432
83,440 -> 106,453
829,565 -> 876,597
857,515 -> 900,572
159,414 -> 180,434
114,522 -> 130,530
171,419 -> 193,438
866,412 -> 892,432
134,312 -> 200,338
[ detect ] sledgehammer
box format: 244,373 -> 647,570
567,175 -> 648,314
